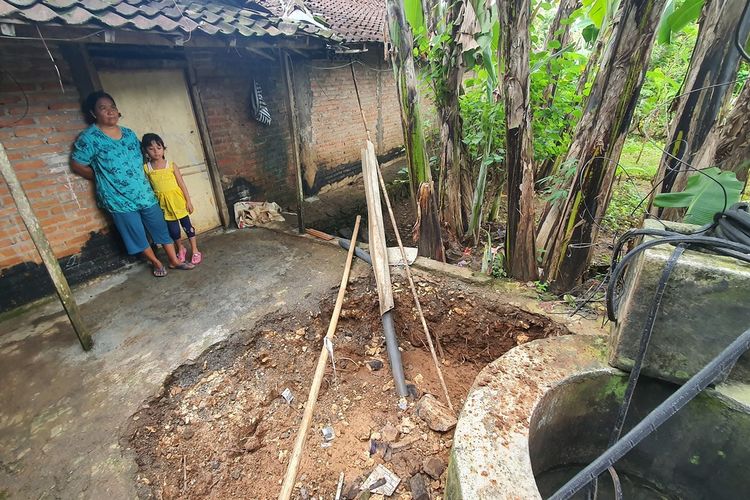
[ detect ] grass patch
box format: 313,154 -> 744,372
618,137 -> 662,181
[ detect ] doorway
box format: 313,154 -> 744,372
98,69 -> 221,233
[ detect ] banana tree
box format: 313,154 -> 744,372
651,0 -> 750,219
500,0 -> 539,280
385,0 -> 445,260
465,0 -> 501,243
537,0 -> 668,292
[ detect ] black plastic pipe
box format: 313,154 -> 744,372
338,237 -> 409,400
339,238 -> 372,264
549,325 -> 750,500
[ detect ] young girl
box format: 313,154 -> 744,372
141,133 -> 202,265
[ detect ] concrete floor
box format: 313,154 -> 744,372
0,228 -> 358,499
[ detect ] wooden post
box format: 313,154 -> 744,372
0,144 -> 92,351
185,57 -> 231,228
281,50 -> 306,234
278,216 -> 361,500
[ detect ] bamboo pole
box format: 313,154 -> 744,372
0,143 -> 92,350
278,215 -> 361,500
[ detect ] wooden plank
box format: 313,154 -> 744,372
0,144 -> 92,351
362,142 -> 394,315
278,216 -> 361,500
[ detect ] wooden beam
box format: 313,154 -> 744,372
245,47 -> 275,61
59,43 -> 101,96
0,143 -> 92,351
185,60 -> 231,228
281,50 -> 305,234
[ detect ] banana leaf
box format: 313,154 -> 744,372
653,167 -> 743,225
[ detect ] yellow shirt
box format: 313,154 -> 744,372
144,161 -> 189,221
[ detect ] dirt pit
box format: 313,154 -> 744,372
125,273 -> 568,499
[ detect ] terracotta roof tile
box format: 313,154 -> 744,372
0,0 -> 342,41
20,2 -> 56,21
0,1 -> 20,16
257,0 -> 384,43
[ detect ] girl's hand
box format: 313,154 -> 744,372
187,201 -> 194,214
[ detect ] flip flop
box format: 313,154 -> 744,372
191,251 -> 202,265
153,266 -> 167,277
169,262 -> 195,270
177,246 -> 187,263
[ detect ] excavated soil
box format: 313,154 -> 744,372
125,273 -> 568,499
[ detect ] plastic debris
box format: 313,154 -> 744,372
281,388 -> 294,404
322,425 -> 335,442
362,464 -> 400,496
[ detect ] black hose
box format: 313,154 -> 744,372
608,244 -> 686,445
549,325 -> 750,500
606,204 -> 750,322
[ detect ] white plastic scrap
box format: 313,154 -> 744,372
362,464 -> 401,496
281,388 -> 294,404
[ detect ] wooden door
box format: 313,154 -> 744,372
98,69 -> 221,233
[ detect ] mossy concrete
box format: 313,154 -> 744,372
447,334 -> 750,499
609,220 -> 750,385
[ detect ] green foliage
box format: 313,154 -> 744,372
402,0 -> 425,34
653,167 -> 743,225
619,137 -> 662,180
658,0 -> 704,44
480,229 -> 506,278
603,181 -> 645,233
460,75 -> 505,173
530,51 -> 587,163
539,159 -> 578,203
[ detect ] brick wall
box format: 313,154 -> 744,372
188,49 -> 297,217
294,52 -> 405,194
0,40 -> 131,312
0,41 -> 423,313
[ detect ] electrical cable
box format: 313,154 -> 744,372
0,69 -> 30,129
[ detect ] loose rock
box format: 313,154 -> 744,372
381,422 -> 399,442
244,436 -> 262,452
367,359 -> 384,371
415,394 -> 457,432
408,473 -> 430,500
422,456 -> 445,479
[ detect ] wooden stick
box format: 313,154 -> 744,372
278,215 -> 361,500
371,146 -> 454,412
0,143 -> 92,351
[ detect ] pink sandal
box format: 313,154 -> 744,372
177,246 -> 187,263
191,251 -> 202,265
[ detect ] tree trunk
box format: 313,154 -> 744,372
651,0 -> 750,217
542,0 -> 582,104
538,0 -> 667,292
500,0 -> 538,281
437,0 -> 473,240
385,0 -> 445,260
714,82 -> 750,183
